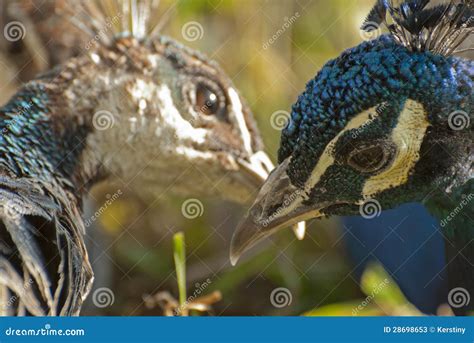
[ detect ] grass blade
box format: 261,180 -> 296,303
173,232 -> 186,306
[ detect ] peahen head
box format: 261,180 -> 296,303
231,0 -> 473,263
80,35 -> 272,203
12,1 -> 273,204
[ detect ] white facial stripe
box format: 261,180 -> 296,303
156,84 -> 207,144
228,88 -> 253,155
304,105 -> 382,194
363,100 -> 428,197
273,105 -> 382,219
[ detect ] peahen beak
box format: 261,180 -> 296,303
230,157 -> 321,265
236,151 -> 275,188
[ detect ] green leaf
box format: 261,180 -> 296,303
360,262 -> 406,308
173,232 -> 187,306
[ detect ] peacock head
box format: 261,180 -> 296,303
61,2 -> 273,204
230,0 -> 473,263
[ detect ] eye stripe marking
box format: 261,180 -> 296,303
228,88 -> 253,155
303,104 -> 382,195
156,84 -> 207,144
362,99 -> 429,198
273,104 -> 383,218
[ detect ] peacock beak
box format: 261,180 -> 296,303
230,157 -> 321,265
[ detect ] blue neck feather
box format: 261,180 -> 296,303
0,84 -> 92,190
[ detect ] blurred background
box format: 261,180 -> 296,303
0,0 -> 455,316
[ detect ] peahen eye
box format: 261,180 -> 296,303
194,82 -> 225,116
347,144 -> 391,173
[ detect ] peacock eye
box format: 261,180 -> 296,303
347,144 -> 391,173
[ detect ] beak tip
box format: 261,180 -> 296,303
230,216 -> 262,267
229,233 -> 245,266
229,253 -> 239,266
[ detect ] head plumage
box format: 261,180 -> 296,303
362,0 -> 473,55
60,0 -> 171,46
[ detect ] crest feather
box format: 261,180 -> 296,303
362,0 -> 473,55
60,0 -> 171,46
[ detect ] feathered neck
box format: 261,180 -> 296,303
426,180 -> 474,237
0,60 -> 105,198
426,180 -> 474,314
